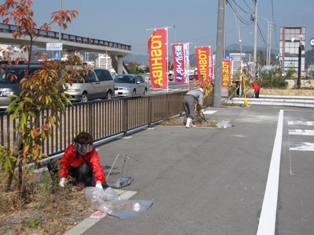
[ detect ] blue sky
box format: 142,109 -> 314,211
30,0 -> 314,55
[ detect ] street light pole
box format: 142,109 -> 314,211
59,0 -> 62,42
58,0 -> 62,59
258,16 -> 273,66
298,38 -> 305,89
297,45 -> 301,89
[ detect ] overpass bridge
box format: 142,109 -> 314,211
0,23 -> 132,73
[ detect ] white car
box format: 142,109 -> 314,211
114,74 -> 148,97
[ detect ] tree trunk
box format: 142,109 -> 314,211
5,131 -> 22,192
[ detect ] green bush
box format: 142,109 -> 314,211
258,78 -> 288,89
258,69 -> 289,89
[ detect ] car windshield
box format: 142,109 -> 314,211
0,68 -> 26,84
114,75 -> 135,84
66,71 -> 91,83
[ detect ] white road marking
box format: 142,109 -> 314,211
203,110 -> 217,114
288,121 -> 314,126
290,142 -> 314,151
63,189 -> 137,235
257,110 -> 284,235
289,129 -> 314,136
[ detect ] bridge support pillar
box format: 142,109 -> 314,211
117,55 -> 124,74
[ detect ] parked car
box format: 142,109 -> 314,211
93,67 -> 115,99
168,73 -> 174,81
189,74 -> 199,80
114,74 -> 147,97
64,67 -> 114,102
0,64 -> 41,109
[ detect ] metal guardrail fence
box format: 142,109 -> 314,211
0,91 -> 214,157
0,23 -> 132,51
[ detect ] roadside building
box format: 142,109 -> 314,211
279,26 -> 306,75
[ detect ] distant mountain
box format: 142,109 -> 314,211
125,44 -> 280,66
225,43 -> 279,54
124,54 -> 149,65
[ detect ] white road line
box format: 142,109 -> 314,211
290,142 -> 314,151
256,110 -> 284,235
289,129 -> 314,136
288,121 -> 314,126
203,110 -> 217,114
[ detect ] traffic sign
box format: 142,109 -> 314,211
46,42 -> 62,51
310,38 -> 314,48
224,55 -> 231,60
54,52 -> 61,61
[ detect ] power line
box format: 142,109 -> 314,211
243,0 -> 254,12
257,23 -> 267,45
227,0 -> 253,25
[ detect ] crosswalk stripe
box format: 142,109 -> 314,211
289,129 -> 314,136
290,142 -> 314,151
288,121 -> 314,126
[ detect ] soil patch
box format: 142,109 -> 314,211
159,116 -> 219,128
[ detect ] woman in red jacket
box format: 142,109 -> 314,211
49,132 -> 106,190
250,81 -> 260,98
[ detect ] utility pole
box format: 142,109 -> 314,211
253,0 -> 258,80
214,0 -> 226,108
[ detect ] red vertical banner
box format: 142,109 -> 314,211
222,59 -> 231,87
195,46 -> 210,81
172,43 -> 186,83
147,29 -> 167,89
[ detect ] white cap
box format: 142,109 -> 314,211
199,88 -> 204,93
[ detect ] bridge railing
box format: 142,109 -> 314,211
0,23 -> 132,51
0,91 -> 214,158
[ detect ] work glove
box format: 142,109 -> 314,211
95,183 -> 103,190
200,109 -> 205,113
59,178 -> 66,187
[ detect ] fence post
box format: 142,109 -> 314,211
122,99 -> 128,137
148,96 -> 152,128
89,103 -> 95,139
167,93 -> 170,119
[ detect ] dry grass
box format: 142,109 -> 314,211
0,171 -> 93,235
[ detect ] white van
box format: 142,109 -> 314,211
64,67 -> 114,102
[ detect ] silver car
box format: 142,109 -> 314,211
64,67 -> 114,102
114,74 -> 148,97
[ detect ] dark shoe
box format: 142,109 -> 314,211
75,184 -> 86,191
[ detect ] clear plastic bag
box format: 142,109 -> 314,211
216,120 -> 233,128
83,187 -> 153,219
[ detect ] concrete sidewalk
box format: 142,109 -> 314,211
63,105 -> 284,235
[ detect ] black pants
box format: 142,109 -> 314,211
255,91 -> 260,98
47,159 -> 93,186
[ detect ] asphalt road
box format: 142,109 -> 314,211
70,105 -> 314,235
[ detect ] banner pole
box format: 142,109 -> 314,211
166,27 -> 169,93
